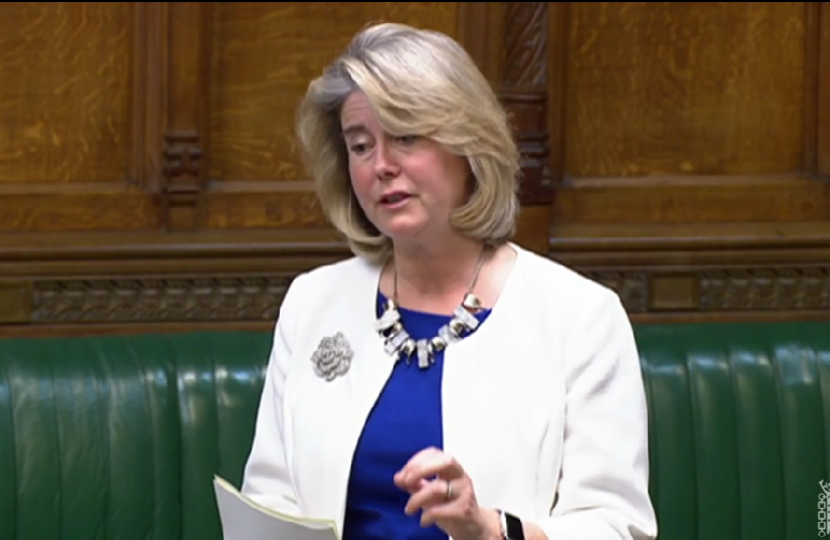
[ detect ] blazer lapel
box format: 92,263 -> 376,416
330,331 -> 394,528
287,260 -> 395,533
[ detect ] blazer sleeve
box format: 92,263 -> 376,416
531,289 -> 658,540
239,272 -> 307,515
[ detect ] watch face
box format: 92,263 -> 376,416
505,512 -> 525,540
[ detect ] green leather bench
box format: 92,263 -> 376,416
1,321 -> 828,540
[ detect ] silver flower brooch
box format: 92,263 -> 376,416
311,331 -> 353,382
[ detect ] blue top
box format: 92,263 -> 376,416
341,292 -> 491,540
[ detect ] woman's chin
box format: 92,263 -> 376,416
377,215 -> 428,239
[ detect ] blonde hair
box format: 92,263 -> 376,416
296,22 -> 521,265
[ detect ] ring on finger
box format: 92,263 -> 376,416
445,480 -> 454,501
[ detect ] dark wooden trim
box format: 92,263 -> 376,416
133,1 -> 166,190
0,321 -> 276,339
0,229 -> 346,262
1,269 -> 827,337
548,222 -> 830,253
458,2 -> 560,254
806,2 -> 830,179
547,1 -> 568,187
0,281 -> 32,324
162,1 -> 213,231
805,1 -> 819,175
501,2 -> 554,205
3,309 -> 829,340
457,3 -> 503,86
553,173 -> 830,224
1,221 -> 829,263
818,2 -> 830,178
0,225 -> 827,328
578,265 -> 830,314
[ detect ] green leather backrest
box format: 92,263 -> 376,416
170,332 -> 271,540
1,320 -> 828,540
638,321 -> 830,540
0,335 -> 183,540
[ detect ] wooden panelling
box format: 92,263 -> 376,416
456,2 -> 564,250
0,2 -> 133,184
0,224 -> 828,332
552,174 -> 830,224
819,2 -> 830,177
547,1 -> 830,306
0,2 -> 164,233
202,2 -> 458,232
208,2 -> 458,183
0,281 -> 31,324
501,1 -> 554,203
553,2 -> 828,231
162,2 -> 213,231
805,1 -> 830,178
457,2 -> 505,85
1,1 -> 828,334
203,183 -> 327,229
566,2 -> 806,178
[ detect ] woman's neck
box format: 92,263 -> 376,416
390,236 -> 486,299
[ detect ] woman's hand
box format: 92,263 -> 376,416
394,447 -> 501,540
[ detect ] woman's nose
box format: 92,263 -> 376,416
373,142 -> 400,179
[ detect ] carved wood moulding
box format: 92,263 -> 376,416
458,2 -> 560,204
584,266 -> 830,314
161,2 -> 213,232
28,276 -> 293,324
500,1 -> 557,204
1,264 -> 828,326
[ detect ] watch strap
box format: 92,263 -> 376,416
498,509 -> 525,540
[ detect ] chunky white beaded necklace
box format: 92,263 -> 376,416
375,248 -> 488,369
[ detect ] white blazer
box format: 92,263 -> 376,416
240,243 -> 658,540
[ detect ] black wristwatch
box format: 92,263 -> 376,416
498,509 -> 525,540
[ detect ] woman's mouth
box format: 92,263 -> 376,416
380,192 -> 411,207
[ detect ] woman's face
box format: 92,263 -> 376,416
340,91 -> 469,247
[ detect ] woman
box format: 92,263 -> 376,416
240,22 -> 657,540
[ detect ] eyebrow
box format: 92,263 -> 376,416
341,124 -> 369,137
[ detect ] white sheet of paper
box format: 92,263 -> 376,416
213,475 -> 340,540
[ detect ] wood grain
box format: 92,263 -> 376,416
1,220 -> 828,332
162,2 -> 213,231
501,2 -> 555,205
202,181 -> 328,229
1,2 -> 828,331
547,2 -> 568,188
553,173 -> 830,224
811,1 -> 830,177
133,1 -> 166,190
0,2 -> 163,234
208,2 -> 458,183
0,2 -> 133,184
566,2 -> 806,178
0,242 -> 827,329
0,186 -> 162,233
456,3 -> 504,85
